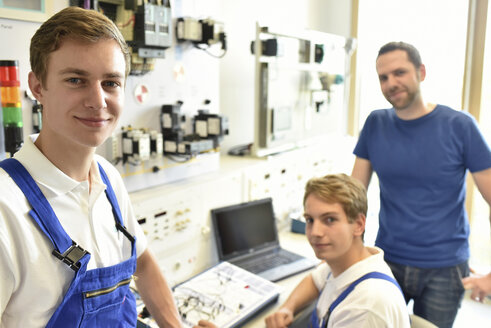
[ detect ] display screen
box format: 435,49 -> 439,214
211,198 -> 278,259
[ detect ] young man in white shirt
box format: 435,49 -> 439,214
265,174 -> 410,328
0,6 -> 181,327
195,174 -> 409,328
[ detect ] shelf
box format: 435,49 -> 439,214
258,56 -> 333,73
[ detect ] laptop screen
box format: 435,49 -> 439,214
211,198 -> 279,261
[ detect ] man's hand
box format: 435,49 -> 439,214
193,319 -> 217,328
462,272 -> 491,303
265,308 -> 294,328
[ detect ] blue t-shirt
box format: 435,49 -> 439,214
354,105 -> 491,268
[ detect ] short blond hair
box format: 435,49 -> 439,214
30,6 -> 130,86
304,173 -> 367,223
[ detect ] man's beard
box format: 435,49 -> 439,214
386,88 -> 417,110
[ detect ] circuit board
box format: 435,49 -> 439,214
174,261 -> 281,327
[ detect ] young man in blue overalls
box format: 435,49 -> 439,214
264,174 -> 410,328
0,6 -> 181,327
195,174 -> 410,328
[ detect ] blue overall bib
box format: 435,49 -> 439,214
0,158 -> 138,327
309,272 -> 403,328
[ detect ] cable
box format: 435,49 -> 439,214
193,44 -> 227,58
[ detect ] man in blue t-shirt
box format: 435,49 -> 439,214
351,41 -> 491,328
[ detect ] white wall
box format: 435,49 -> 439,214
0,0 -> 222,159
117,0 -> 221,135
307,0 -> 352,38
218,0 -> 353,153
0,0 -> 353,159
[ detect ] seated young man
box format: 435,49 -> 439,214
265,173 -> 409,328
195,174 -> 409,328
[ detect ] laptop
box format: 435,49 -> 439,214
211,198 -> 318,282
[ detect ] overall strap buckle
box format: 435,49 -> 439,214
52,242 -> 89,271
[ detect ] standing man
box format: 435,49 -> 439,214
0,6 -> 181,327
352,41 -> 491,327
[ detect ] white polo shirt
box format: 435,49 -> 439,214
311,247 -> 410,328
0,136 -> 147,328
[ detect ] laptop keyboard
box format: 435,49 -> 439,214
237,251 -> 301,274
